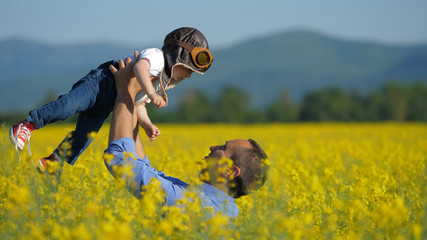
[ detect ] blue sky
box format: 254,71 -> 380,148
1,0 -> 427,49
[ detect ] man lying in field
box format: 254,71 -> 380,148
104,53 -> 268,217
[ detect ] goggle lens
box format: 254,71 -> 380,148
196,51 -> 211,66
166,36 -> 213,69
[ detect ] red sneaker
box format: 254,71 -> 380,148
36,154 -> 62,176
9,119 -> 35,161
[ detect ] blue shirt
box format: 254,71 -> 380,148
104,137 -> 239,218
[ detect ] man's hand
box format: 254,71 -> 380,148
148,93 -> 167,109
110,51 -> 141,97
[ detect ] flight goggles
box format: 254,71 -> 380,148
165,36 -> 213,69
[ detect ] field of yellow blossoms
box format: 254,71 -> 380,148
1,123 -> 426,239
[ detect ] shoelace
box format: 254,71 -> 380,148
14,123 -> 32,162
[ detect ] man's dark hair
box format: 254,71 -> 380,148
228,139 -> 269,198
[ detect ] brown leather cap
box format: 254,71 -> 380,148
158,27 -> 211,104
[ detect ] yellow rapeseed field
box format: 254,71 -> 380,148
1,123 -> 426,239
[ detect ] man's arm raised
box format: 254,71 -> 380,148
108,52 -> 145,158
108,57 -> 135,144
104,53 -> 188,201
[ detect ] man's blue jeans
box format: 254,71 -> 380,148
29,63 -> 117,165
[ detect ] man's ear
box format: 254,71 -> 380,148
227,165 -> 241,179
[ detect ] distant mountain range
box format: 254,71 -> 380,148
1,30 -> 427,111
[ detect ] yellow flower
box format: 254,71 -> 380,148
0,123 -> 426,239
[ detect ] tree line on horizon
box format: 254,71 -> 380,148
146,81 -> 427,123
1,81 -> 426,124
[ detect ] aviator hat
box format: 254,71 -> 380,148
158,27 -> 212,104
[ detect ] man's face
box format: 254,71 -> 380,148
200,139 -> 252,184
205,139 -> 252,161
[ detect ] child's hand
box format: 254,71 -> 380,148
143,123 -> 161,142
149,93 -> 167,109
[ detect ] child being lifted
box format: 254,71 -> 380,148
9,27 -> 213,178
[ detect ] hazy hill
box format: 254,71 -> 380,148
1,30 -> 426,111
174,30 -> 427,107
0,38 -> 151,111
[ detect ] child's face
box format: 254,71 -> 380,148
172,65 -> 193,81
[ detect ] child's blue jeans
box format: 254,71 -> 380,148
29,62 -> 117,165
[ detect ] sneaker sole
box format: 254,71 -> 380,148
35,160 -> 48,176
9,126 -> 24,151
